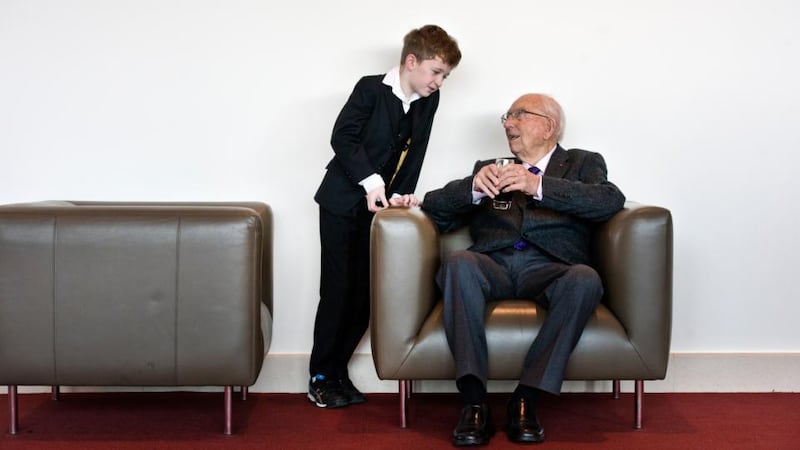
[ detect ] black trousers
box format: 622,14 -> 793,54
309,204 -> 374,380
438,246 -> 602,395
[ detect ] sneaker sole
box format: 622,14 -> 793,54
307,392 -> 348,409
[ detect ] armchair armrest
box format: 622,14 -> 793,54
370,208 -> 441,378
594,202 -> 673,378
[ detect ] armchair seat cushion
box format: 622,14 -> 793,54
382,300 -> 646,380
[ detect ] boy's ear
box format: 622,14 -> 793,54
403,53 -> 419,69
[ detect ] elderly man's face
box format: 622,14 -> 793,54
502,96 -> 553,157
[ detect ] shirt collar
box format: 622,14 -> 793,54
522,144 -> 558,173
382,66 -> 420,113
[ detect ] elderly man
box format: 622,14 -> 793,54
421,93 -> 626,446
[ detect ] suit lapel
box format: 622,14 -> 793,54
410,97 -> 429,140
383,85 -> 403,137
404,97 -> 432,165
544,145 -> 570,179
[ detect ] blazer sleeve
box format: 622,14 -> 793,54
421,158 -> 504,232
329,77 -> 382,184
539,152 -> 625,222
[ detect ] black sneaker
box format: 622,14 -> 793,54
340,378 -> 366,405
307,376 -> 348,408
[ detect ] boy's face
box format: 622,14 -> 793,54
402,55 -> 453,97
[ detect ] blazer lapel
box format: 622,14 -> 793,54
409,97 -> 433,149
544,145 -> 570,178
383,85 -> 403,137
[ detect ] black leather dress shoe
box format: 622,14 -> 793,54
452,403 -> 494,447
505,397 -> 545,443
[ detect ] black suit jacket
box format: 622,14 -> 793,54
421,146 -> 626,265
315,74 -> 440,215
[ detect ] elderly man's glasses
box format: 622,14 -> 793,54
500,109 -> 550,124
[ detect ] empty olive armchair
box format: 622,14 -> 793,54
370,202 -> 672,428
0,201 -> 273,435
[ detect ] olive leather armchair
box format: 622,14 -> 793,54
0,201 -> 272,435
370,202 -> 672,428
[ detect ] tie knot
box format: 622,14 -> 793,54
528,166 -> 541,175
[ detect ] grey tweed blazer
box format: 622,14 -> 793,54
421,145 -> 626,265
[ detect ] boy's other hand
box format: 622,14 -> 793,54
367,186 -> 389,212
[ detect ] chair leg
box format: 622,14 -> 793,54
224,386 -> 233,435
634,380 -> 643,429
399,380 -> 410,428
52,385 -> 60,401
612,380 -> 620,399
241,386 -> 248,401
8,385 -> 19,435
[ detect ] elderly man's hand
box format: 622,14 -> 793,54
473,163 -> 503,198
496,164 -> 541,196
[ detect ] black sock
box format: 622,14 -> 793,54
457,375 -> 487,405
512,384 -> 539,405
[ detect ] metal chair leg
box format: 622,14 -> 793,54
612,380 -> 620,399
634,380 -> 643,429
52,385 -> 60,401
224,386 -> 233,435
399,380 -> 410,428
8,385 -> 18,435
241,386 -> 248,401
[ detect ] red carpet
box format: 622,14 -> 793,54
2,392 -> 799,449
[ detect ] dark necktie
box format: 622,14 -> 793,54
512,166 -> 541,251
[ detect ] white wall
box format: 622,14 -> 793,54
2,0 -> 800,390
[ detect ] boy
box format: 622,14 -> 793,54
310,25 -> 461,408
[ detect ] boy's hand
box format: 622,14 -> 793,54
388,194 -> 420,208
366,186 -> 389,212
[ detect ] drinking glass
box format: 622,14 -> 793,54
492,158 -> 513,210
